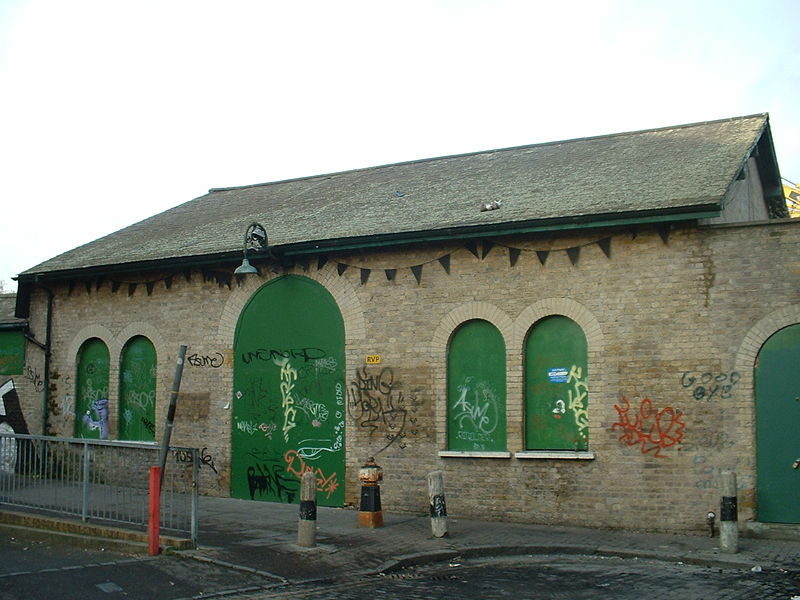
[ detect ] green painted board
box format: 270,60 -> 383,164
755,324 -> 800,523
232,276 -> 346,506
0,331 -> 25,375
75,338 -> 110,439
119,336 -> 157,441
447,320 -> 506,452
525,316 -> 589,451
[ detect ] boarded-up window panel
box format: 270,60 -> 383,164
119,336 -> 157,441
0,331 -> 25,375
447,319 -> 507,452
525,316 -> 589,451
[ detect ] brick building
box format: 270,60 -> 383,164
10,114 -> 800,533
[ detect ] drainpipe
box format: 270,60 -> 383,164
25,288 -> 54,436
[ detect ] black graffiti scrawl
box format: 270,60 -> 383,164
0,379 -> 31,474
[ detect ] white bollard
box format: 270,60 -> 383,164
719,471 -> 738,554
427,471 -> 449,538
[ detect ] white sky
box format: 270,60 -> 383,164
1,0 -> 798,292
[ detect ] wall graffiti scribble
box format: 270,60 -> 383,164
611,396 -> 685,458
23,366 -> 44,392
284,449 -> 339,499
680,371 -> 740,401
187,352 -> 225,368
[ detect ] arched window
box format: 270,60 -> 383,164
524,316 -> 589,451
119,336 -> 157,441
447,320 -> 506,452
75,338 -> 110,439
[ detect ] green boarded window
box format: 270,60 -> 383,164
447,320 -> 506,452
119,336 -> 157,441
0,331 -> 25,375
525,316 -> 589,451
75,338 -> 110,439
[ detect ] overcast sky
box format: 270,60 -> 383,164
1,0 -> 798,291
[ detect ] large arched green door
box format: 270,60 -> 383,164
119,336 -> 157,441
232,275 -> 345,506
755,324 -> 800,523
75,338 -> 110,439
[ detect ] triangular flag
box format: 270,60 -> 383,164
509,247 -> 522,267
360,268 -> 370,285
657,226 -> 670,245
95,277 -> 104,291
566,247 -> 580,266
337,263 -> 348,276
165,276 -> 173,290
438,255 -> 451,274
67,282 -> 74,296
84,281 -> 92,294
146,281 -> 155,296
597,237 -> 612,258
297,257 -> 310,272
183,269 -> 192,282
465,241 -> 480,258
112,281 -> 121,293
317,256 -> 329,270
536,250 -> 549,265
411,265 -> 423,284
385,269 -> 397,281
128,283 -> 137,297
481,241 -> 495,259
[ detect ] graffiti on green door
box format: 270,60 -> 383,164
232,276 -> 345,506
119,336 -> 157,441
75,338 -> 110,439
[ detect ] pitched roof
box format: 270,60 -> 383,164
20,114 -> 778,279
0,294 -> 26,328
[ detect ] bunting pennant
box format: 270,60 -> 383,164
566,247 -> 580,266
183,270 -> 192,282
84,281 -> 92,294
297,257 -> 310,272
385,269 -> 397,281
597,237 -> 612,258
112,281 -> 121,293
438,255 -> 451,274
411,265 -> 423,284
165,276 -> 173,290
146,281 -> 155,296
337,263 -> 348,276
509,247 -> 522,267
317,256 -> 329,270
360,268 -> 371,285
465,241 -> 480,259
67,282 -> 75,296
536,250 -> 550,265
657,226 -> 670,245
481,241 -> 494,259
95,277 -> 104,291
128,283 -> 137,297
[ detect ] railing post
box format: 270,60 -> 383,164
81,442 -> 90,522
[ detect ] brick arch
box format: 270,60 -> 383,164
512,297 -> 604,354
114,322 -> 167,365
734,304 -> 800,382
218,268 -> 366,346
66,325 -> 114,375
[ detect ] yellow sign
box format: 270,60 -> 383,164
366,355 -> 381,365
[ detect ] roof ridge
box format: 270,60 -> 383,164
207,113 -> 769,194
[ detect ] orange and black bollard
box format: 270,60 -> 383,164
358,457 -> 384,528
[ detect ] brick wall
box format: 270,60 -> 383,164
20,218 -> 800,533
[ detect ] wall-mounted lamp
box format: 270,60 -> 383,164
234,222 -> 268,276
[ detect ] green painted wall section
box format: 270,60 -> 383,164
0,331 -> 25,375
525,316 -> 589,451
755,324 -> 800,523
74,338 -> 110,439
119,336 -> 157,441
232,275 -> 346,506
447,319 -> 507,452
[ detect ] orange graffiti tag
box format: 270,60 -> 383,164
283,449 -> 340,499
611,396 -> 685,458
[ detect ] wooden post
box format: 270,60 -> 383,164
148,466 -> 161,556
297,471 -> 317,547
719,471 -> 738,554
428,470 -> 448,538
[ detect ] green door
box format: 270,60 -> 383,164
525,316 -> 589,451
119,336 -> 157,441
447,320 -> 506,452
232,275 -> 345,506
755,324 -> 800,523
75,338 -> 110,439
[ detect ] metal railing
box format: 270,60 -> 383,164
0,433 -> 199,544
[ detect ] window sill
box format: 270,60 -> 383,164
438,450 -> 513,459
514,450 -> 595,460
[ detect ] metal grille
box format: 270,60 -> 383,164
0,433 -> 198,543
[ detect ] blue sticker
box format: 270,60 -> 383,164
547,368 -> 569,383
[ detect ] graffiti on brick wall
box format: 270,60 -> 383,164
23,365 -> 44,392
611,396 -> 685,458
187,352 -> 225,368
693,454 -> 741,490
173,447 -> 219,474
680,371 -> 740,401
347,366 -> 421,453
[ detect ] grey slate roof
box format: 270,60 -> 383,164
20,114 -> 775,278
0,294 -> 26,327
